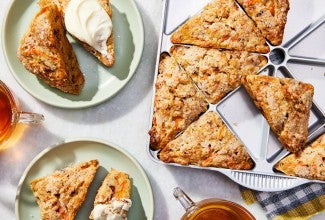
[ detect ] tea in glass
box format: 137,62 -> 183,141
174,187 -> 255,220
0,87 -> 13,143
0,80 -> 44,148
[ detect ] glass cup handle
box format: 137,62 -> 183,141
173,187 -> 195,211
18,112 -> 44,124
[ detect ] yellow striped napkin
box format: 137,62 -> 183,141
240,183 -> 325,219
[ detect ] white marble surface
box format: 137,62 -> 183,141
0,0 -> 324,219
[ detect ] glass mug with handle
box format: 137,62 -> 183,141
174,187 -> 256,220
0,80 -> 44,149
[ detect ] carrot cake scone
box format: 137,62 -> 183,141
170,45 -> 267,104
170,0 -> 269,53
159,111 -> 254,170
90,168 -> 132,220
236,0 -> 290,45
39,0 -> 115,66
17,5 -> 84,94
30,160 -> 99,220
275,133 -> 325,181
242,75 -> 314,154
148,53 -> 208,150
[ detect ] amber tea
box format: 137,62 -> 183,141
174,187 -> 255,220
186,201 -> 255,220
0,89 -> 12,132
0,80 -> 44,148
0,84 -> 14,144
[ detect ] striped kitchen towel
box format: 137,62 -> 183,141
240,183 -> 325,219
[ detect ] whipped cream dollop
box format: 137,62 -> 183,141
64,0 -> 113,56
93,198 -> 132,220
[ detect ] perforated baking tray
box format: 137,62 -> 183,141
148,0 -> 325,191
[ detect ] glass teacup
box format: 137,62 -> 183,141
0,80 -> 44,149
174,187 -> 256,220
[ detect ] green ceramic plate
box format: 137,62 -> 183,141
2,0 -> 144,108
15,139 -> 154,219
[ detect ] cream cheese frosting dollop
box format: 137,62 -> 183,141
93,198 -> 132,220
64,0 -> 112,56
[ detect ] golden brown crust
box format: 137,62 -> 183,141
242,75 -> 314,153
17,5 -> 84,94
236,0 -> 290,46
148,53 -> 209,150
94,168 -> 131,204
275,133 -> 325,181
30,160 -> 99,220
170,45 -> 267,104
159,111 -> 254,170
170,0 -> 269,53
89,168 -> 131,219
39,0 -> 115,66
39,0 -> 70,14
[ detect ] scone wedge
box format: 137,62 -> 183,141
17,5 -> 84,94
170,45 -> 267,104
90,168 -> 132,220
236,0 -> 290,46
159,111 -> 254,170
242,75 -> 314,154
30,159 -> 99,220
148,53 -> 209,150
275,133 -> 325,181
170,0 -> 269,53
39,0 -> 115,66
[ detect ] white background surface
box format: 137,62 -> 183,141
0,0 -> 324,219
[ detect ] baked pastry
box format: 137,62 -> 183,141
236,0 -> 290,46
38,0 -> 69,15
30,159 -> 99,220
242,75 -> 314,153
39,0 -> 115,66
170,45 -> 267,104
275,133 -> 325,181
90,168 -> 132,220
159,111 -> 254,170
170,0 -> 269,53
17,5 -> 84,94
148,53 -> 209,150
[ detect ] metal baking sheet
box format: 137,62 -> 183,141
148,0 -> 325,191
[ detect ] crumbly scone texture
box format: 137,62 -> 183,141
170,45 -> 267,104
39,0 -> 115,66
236,0 -> 290,46
170,0 -> 269,53
89,168 -> 131,219
275,133 -> 325,181
17,5 -> 84,94
159,111 -> 253,170
38,0 -> 70,15
30,159 -> 99,220
148,53 -> 209,150
242,75 -> 314,153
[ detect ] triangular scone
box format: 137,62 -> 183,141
275,133 -> 325,181
170,45 -> 267,104
90,168 -> 132,219
38,0 -> 69,14
242,75 -> 314,153
159,111 -> 254,170
30,160 -> 99,220
236,0 -> 290,46
17,5 -> 84,94
148,53 -> 209,150
170,0 -> 269,53
39,0 -> 115,66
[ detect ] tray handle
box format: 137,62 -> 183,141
221,170 -> 311,192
